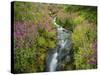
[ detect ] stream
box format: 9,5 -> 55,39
46,17 -> 72,72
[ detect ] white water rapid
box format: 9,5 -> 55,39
46,17 -> 72,72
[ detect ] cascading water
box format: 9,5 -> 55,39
46,17 -> 72,72
49,52 -> 58,71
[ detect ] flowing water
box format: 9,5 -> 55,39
46,17 -> 72,72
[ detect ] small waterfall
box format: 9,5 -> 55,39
46,17 -> 72,72
49,52 -> 58,71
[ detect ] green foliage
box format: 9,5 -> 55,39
64,5 -> 97,23
73,15 -> 85,25
14,45 -> 37,73
36,28 -> 56,48
14,2 -> 43,23
72,20 -> 97,69
14,28 -> 56,73
37,36 -> 47,47
47,40 -> 56,48
74,47 -> 93,69
14,2 -> 97,73
56,17 -> 74,31
63,5 -> 97,69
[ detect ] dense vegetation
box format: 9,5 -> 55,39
13,2 -> 97,73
